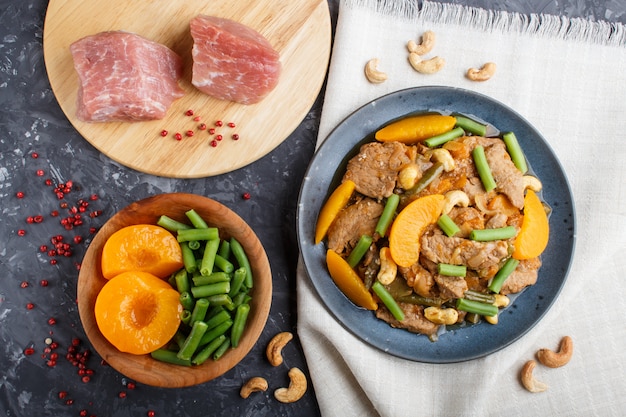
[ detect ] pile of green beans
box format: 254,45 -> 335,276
150,210 -> 253,366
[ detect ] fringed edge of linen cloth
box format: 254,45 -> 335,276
343,0 -> 626,47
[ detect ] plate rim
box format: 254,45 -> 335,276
296,85 -> 577,363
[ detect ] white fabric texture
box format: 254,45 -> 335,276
296,1 -> 626,416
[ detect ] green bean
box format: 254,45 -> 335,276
191,335 -> 227,365
502,132 -> 528,174
214,254 -> 235,274
463,290 -> 496,304
437,213 -> 461,237
198,319 -> 232,346
346,235 -> 373,268
173,330 -> 187,349
218,239 -> 231,259
424,126 -> 464,147
177,321 -> 209,361
190,281 -> 230,298
456,298 -> 498,317
157,215 -> 192,232
177,227 -> 219,243
403,162 -> 444,200
455,115 -> 487,136
206,294 -> 234,309
232,292 -> 251,309
469,226 -> 516,241
230,238 -> 253,288
193,272 -> 231,286
437,263 -> 467,277
230,303 -> 250,348
204,309 -> 231,330
187,240 -> 201,250
212,338 -> 231,361
472,145 -> 497,192
488,257 -> 520,293
151,349 -> 191,366
396,293 -> 443,307
179,291 -> 194,311
180,310 -> 191,326
206,305 -> 225,320
180,242 -> 197,274
174,269 -> 190,294
190,298 -> 210,325
200,238 -> 220,276
228,267 -> 247,297
372,281 -> 405,321
375,193 -> 400,237
185,209 -> 209,229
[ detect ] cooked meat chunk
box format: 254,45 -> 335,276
343,142 -> 412,200
448,207 -> 485,238
500,257 -> 542,295
484,143 -> 525,209
400,262 -> 438,298
327,198 -> 384,255
434,274 -> 468,299
420,226 -> 509,278
376,303 -> 439,336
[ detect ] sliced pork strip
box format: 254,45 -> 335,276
327,198 -> 384,255
500,257 -> 542,295
190,15 -> 281,104
484,143 -> 525,209
343,141 -> 412,200
70,31 -> 184,122
376,303 -> 440,336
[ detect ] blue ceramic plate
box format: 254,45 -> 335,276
296,86 -> 576,363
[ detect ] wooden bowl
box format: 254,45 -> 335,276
77,193 -> 272,388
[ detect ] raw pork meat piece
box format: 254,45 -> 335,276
190,15 -> 282,104
70,31 -> 184,122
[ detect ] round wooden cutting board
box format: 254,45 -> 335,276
43,0 -> 331,178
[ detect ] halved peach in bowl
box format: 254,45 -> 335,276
77,193 -> 272,388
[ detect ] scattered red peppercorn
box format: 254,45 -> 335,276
24,347 -> 35,356
160,130 -> 168,137
186,130 -> 194,137
16,191 -> 25,198
45,179 -> 53,186
81,376 -> 90,383
36,169 -> 45,176
20,281 -> 29,288
198,123 -> 207,130
242,192 -> 251,200
126,382 -> 136,390
210,140 -> 218,147
17,229 -> 26,236
65,399 -> 74,406
193,116 -> 201,122
31,152 -> 39,159
147,411 -> 155,417
26,303 -> 34,310
208,128 -> 216,135
48,317 -> 57,326
34,215 -> 44,223
185,109 -> 194,116
79,410 -> 88,417
215,120 -> 223,127
40,280 -> 49,287
118,391 -> 127,399
174,132 -> 183,141
227,122 -> 236,128
58,391 -> 68,399
232,134 -> 240,140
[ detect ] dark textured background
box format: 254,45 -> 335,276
1,1 -> 624,416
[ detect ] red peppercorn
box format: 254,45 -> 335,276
147,411 -> 155,417
34,215 -> 44,223
17,229 -> 26,236
193,116 -> 201,122
26,216 -> 34,224
48,317 -> 57,325
26,303 -> 34,310
31,152 -> 39,159
232,134 -> 240,140
89,194 -> 99,201
36,169 -> 44,176
58,391 -> 68,399
160,130 -> 168,137
80,410 -> 88,417
16,191 -> 25,198
126,382 -> 136,390
118,391 -> 127,398
199,123 -> 207,130
242,192 -> 251,200
20,281 -> 29,288
216,134 -> 223,141
215,120 -> 223,127
65,399 -> 74,406
185,109 -> 194,116
210,140 -> 218,147
74,236 -> 83,244
185,130 -> 194,137
227,122 -> 236,128
50,259 -> 58,265
24,347 -> 35,356
81,376 -> 90,383
45,179 -> 53,186
174,133 -> 183,141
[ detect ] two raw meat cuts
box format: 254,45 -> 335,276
70,31 -> 184,122
190,15 -> 282,105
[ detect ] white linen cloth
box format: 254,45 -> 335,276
296,1 -> 626,416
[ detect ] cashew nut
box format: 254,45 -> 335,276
536,336 -> 573,368
364,58 -> 388,84
240,376 -> 268,399
522,175 -> 543,192
484,314 -> 498,325
409,52 -> 445,74
428,148 -> 455,172
407,30 -> 436,55
442,190 -> 470,215
274,367 -> 307,403
466,62 -> 497,82
424,306 -> 459,325
398,163 -> 420,190
493,294 -> 510,308
520,360 -> 548,393
266,331 -> 293,367
377,247 -> 397,285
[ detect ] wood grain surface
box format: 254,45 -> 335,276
43,0 -> 331,178
76,193 -> 272,387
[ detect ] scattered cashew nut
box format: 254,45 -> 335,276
442,190 -> 470,215
536,336 -> 573,368
377,247 -> 397,285
520,360 -> 548,393
364,58 -> 388,84
409,52 -> 445,74
429,148 -> 455,172
522,175 -> 543,192
274,367 -> 307,403
240,376 -> 269,399
466,62 -> 497,81
266,331 -> 293,366
407,30 -> 436,55
424,306 -> 458,325
398,163 -> 420,190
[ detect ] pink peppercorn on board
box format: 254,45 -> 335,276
43,0 -> 331,178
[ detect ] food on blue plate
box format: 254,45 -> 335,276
316,113 -> 550,340
190,15 -> 281,104
70,31 -> 184,122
